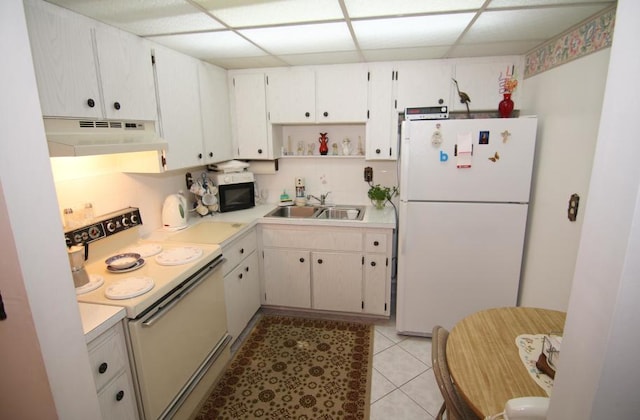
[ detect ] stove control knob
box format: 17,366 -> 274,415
106,221 -> 116,233
122,217 -> 129,227
130,214 -> 139,224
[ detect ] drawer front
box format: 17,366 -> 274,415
365,232 -> 388,253
97,371 -> 138,420
223,228 -> 257,275
88,323 -> 127,391
262,227 -> 362,251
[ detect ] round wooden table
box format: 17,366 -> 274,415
446,307 -> 566,418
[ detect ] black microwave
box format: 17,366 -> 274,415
213,172 -> 255,213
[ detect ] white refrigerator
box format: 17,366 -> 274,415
396,116 -> 538,335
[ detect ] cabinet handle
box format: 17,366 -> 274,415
317,259 -> 323,264
87,98 -> 95,108
373,241 -> 379,246
238,273 -> 243,279
198,153 -> 203,159
116,390 -> 125,401
257,149 -> 263,154
113,101 -> 121,110
323,111 -> 329,117
299,257 -> 305,263
245,266 -> 249,272
375,148 -> 381,154
98,362 -> 108,374
209,152 -> 213,157
239,248 -> 244,254
305,112 -> 310,118
371,261 -> 377,267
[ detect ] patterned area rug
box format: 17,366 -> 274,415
196,315 -> 373,419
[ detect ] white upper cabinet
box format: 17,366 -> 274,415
153,45 -> 204,170
366,62 -> 397,160
316,64 -> 368,123
24,0 -> 157,121
230,73 -> 273,159
199,62 -> 233,164
452,59 -> 523,112
396,61 -> 453,112
94,25 -> 157,121
266,69 -> 316,124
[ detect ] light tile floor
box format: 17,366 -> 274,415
370,317 -> 444,419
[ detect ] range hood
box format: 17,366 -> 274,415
44,118 -> 168,157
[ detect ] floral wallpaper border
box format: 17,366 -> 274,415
524,5 -> 616,79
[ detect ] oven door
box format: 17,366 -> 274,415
127,256 -> 229,420
218,182 -> 255,212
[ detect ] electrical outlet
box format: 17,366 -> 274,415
364,167 -> 373,182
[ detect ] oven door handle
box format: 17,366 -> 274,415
141,257 -> 225,327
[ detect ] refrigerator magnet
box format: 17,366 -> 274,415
501,130 -> 511,143
479,131 -> 489,145
488,151 -> 500,162
431,127 -> 443,147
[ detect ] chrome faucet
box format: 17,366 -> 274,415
307,192 -> 331,205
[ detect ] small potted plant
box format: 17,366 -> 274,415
368,184 -> 398,209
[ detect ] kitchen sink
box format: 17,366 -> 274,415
316,206 -> 365,220
265,205 -> 322,218
264,205 -> 365,220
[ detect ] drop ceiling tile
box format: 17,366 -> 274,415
195,0 -> 344,28
362,46 -> 451,61
206,55 -> 289,70
345,0 -> 484,18
353,14 -> 475,50
239,22 -> 355,55
462,6 -> 608,43
46,0 -> 225,35
147,31 -> 267,60
447,40 -> 545,58
488,0 -> 615,8
278,51 -> 363,66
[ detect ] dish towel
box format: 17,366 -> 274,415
515,334 -> 554,395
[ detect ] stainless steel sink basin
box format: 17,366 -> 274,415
265,206 -> 322,218
316,206 -> 365,220
264,205 -> 366,220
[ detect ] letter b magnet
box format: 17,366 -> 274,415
439,150 -> 449,162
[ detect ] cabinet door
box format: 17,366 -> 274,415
396,61 -> 453,112
94,25 -> 157,121
263,249 -> 311,308
366,63 -> 397,160
316,64 -> 368,123
364,255 -> 389,316
224,252 -> 260,342
199,62 -> 234,164
267,69 -> 316,123
154,46 -> 204,170
24,0 -> 102,118
312,252 -> 363,313
452,60 -> 522,111
231,74 -> 271,159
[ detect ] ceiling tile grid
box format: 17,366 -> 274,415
44,0 -> 617,69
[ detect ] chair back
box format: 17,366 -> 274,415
432,325 -> 478,420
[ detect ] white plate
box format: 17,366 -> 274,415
105,253 -> 141,270
105,276 -> 154,300
155,247 -> 203,266
123,243 -> 162,258
107,258 -> 145,273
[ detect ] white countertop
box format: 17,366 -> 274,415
78,302 -> 126,343
78,203 -> 396,338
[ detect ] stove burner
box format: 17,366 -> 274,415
105,276 -> 155,300
76,274 -> 104,295
155,247 -> 203,266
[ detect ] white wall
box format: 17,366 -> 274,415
519,49 -> 610,310
0,0 -> 101,418
548,0 -> 640,417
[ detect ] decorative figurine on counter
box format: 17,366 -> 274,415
307,142 -> 315,155
332,143 -> 339,155
319,132 -> 329,155
342,137 -> 352,156
297,141 -> 304,156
